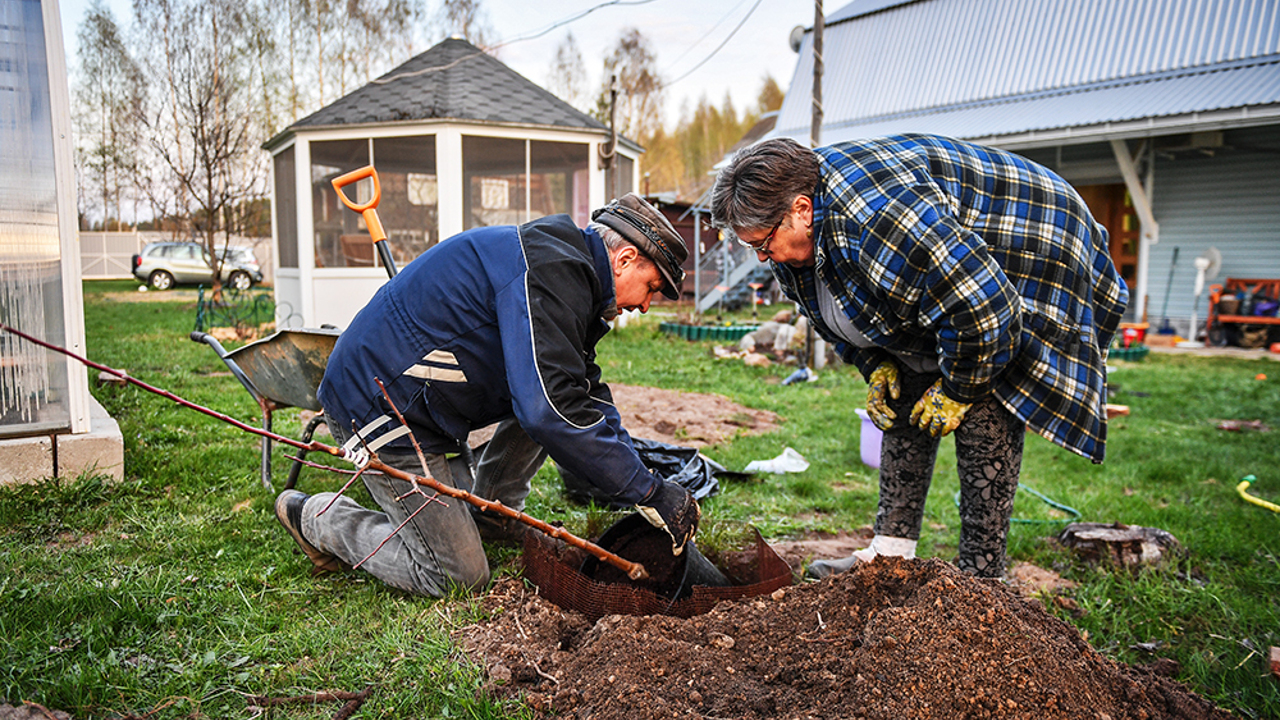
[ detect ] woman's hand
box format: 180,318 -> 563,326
910,379 -> 972,437
866,361 -> 900,430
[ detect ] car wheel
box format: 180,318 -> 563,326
228,270 -> 253,291
149,270 -> 175,290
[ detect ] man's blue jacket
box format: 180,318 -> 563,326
317,214 -> 659,505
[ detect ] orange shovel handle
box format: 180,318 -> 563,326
332,165 -> 381,211
331,165 -> 386,243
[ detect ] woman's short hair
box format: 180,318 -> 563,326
710,138 -> 820,232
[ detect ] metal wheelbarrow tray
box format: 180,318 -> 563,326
191,327 -> 340,489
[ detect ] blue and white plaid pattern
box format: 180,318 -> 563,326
773,134 -> 1128,462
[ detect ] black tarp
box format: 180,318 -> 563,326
558,438 -> 745,508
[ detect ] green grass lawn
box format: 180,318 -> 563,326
1,280 -> 1278,718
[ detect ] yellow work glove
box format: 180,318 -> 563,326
910,379 -> 972,437
866,361 -> 900,431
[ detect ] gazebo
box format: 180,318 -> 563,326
263,38 -> 641,329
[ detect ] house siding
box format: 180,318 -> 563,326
1145,125 -> 1280,330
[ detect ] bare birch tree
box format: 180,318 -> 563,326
547,30 -> 589,112
74,1 -> 142,230
134,0 -> 262,296
432,0 -> 495,51
595,27 -> 664,144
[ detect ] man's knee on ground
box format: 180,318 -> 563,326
415,552 -> 490,598
453,562 -> 492,595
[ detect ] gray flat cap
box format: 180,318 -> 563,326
592,193 -> 688,300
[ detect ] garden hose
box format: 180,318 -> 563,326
952,483 -> 1082,525
1236,475 -> 1280,513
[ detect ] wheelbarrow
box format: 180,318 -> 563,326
191,327 -> 341,489
194,324 -> 479,490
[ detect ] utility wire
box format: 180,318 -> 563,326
501,0 -> 658,46
373,0 -> 658,84
663,0 -> 752,69
665,0 -> 763,87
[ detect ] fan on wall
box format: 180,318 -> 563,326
1185,246 -> 1222,344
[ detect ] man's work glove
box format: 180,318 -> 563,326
637,480 -> 701,556
866,361 -> 901,431
910,379 -> 972,437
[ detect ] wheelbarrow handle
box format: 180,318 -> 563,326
190,331 -> 262,402
331,165 -> 386,245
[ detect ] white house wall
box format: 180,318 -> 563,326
273,270 -> 303,328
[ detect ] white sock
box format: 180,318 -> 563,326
852,535 -> 917,562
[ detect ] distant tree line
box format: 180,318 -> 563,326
547,27 -> 784,202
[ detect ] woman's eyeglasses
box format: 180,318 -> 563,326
737,217 -> 782,255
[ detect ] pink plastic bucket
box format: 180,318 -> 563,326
855,408 -> 882,469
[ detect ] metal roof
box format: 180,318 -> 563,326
267,38 -> 612,146
827,0 -> 921,24
775,0 -> 1280,146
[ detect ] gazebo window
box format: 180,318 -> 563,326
604,154 -> 635,202
531,140 -> 590,226
274,146 -> 298,268
463,136 -> 589,229
311,139 -> 370,268
372,135 -> 439,264
464,136 -> 525,228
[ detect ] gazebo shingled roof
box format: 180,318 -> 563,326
284,37 -> 609,133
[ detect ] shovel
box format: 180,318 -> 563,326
332,165 -> 398,279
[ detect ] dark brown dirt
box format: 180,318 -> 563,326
459,558 -> 1235,719
586,522 -> 688,598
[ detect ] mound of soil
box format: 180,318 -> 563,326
459,558 -> 1233,719
607,383 -> 780,448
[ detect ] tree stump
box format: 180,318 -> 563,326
1056,522 -> 1181,567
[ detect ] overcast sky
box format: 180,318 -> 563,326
56,0 -> 820,128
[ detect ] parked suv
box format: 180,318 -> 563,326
132,242 -> 264,290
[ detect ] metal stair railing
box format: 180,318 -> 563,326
697,242 -> 767,314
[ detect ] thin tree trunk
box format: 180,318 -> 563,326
289,1 -> 298,120
316,8 -> 324,106
210,8 -> 225,298
162,1 -> 187,228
